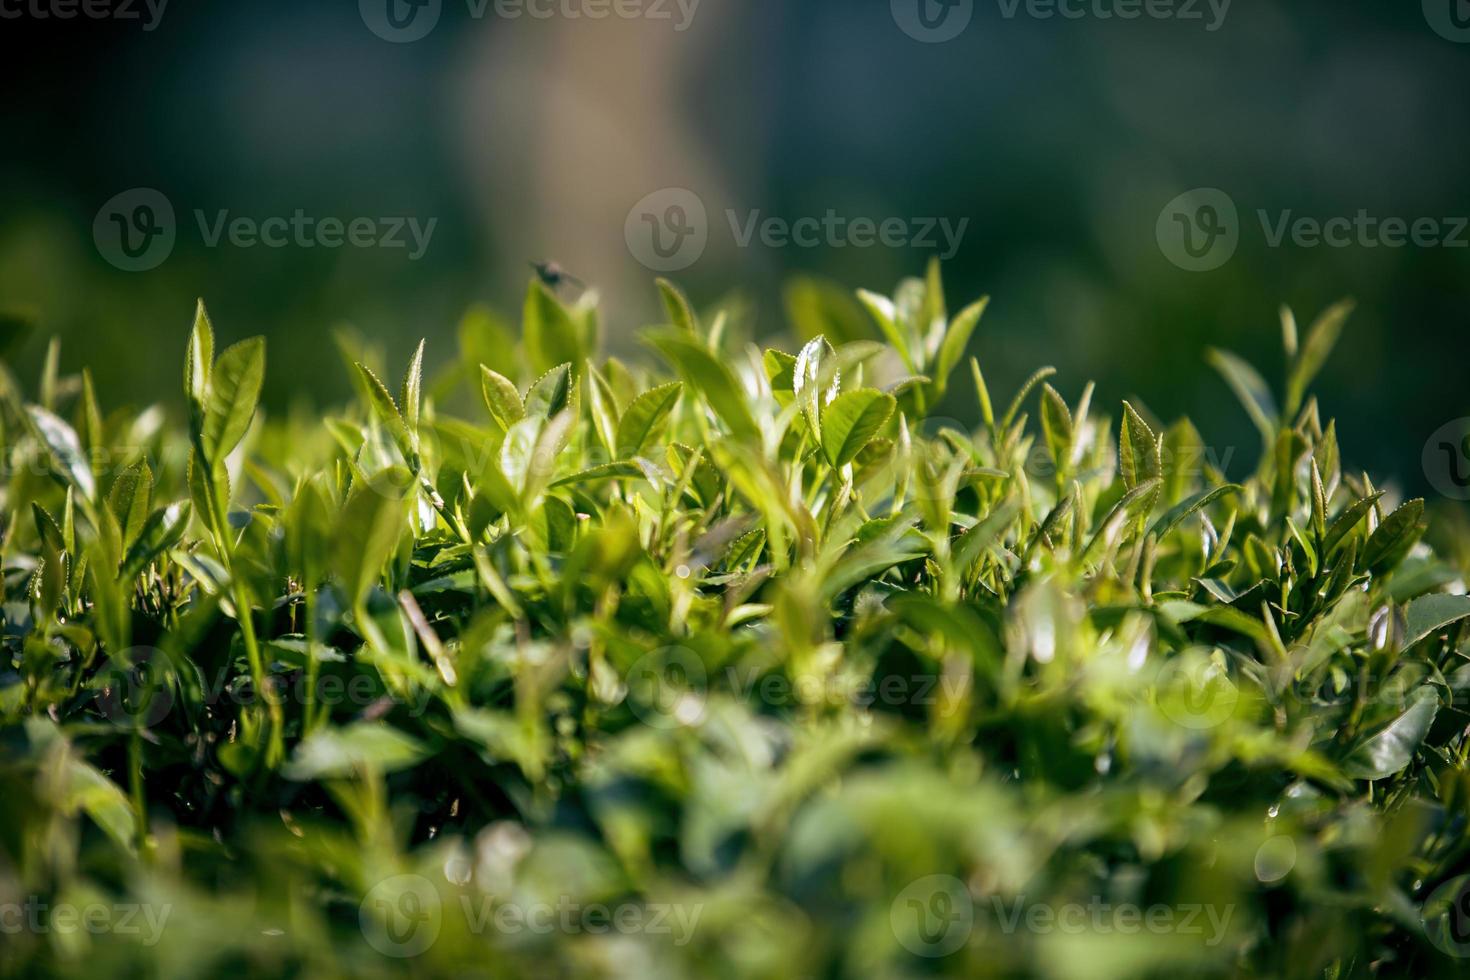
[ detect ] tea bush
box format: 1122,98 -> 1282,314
2,265 -> 1468,978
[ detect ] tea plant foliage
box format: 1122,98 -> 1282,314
1,264 -> 1469,978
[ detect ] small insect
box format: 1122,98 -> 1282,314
530,261 -> 585,292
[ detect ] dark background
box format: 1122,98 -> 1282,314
1,0 -> 1467,495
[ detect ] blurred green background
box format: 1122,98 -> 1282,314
1,0 -> 1467,494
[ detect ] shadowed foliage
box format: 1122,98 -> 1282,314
2,264 -> 1469,978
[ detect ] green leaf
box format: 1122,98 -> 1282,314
932,296 -> 987,397
1148,484 -> 1241,541
401,338 -> 425,434
1322,492 -> 1382,556
26,405 -> 96,500
1039,383 -> 1073,476
644,329 -> 759,442
284,723 -> 430,780
1119,402 -> 1162,493
656,278 -> 698,334
1083,478 -> 1162,558
552,460 -> 644,488
616,382 -> 681,458
479,365 -> 525,432
471,450 -> 519,529
524,279 -> 583,376
286,474 -> 333,587
794,336 -> 834,440
1363,498 -> 1425,576
332,479 -> 408,607
185,299 -> 214,410
524,363 -> 573,419
354,362 -> 415,463
202,338 -> 266,464
923,256 -> 947,337
1207,348 -> 1277,445
65,755 -> 138,851
1341,686 -> 1439,780
187,448 -> 230,541
78,368 -> 104,455
1402,593 -> 1470,649
32,502 -> 65,552
857,289 -> 914,372
1270,428 -> 1308,522
888,593 -> 1002,675
763,348 -> 797,392
1279,304 -> 1298,358
585,365 -> 619,455
970,356 -> 995,429
954,499 -> 1020,574
1161,417 -> 1204,503
1000,366 -> 1057,432
1285,300 -> 1353,417
783,275 -> 871,346
121,502 -> 192,579
1310,459 -> 1328,541
457,304 -> 515,382
821,389 -> 896,468
108,461 -> 154,549
502,411 -> 574,505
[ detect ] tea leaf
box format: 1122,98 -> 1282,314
203,338 -> 265,463
480,365 -> 525,432
821,389 -> 895,467
616,382 -> 681,458
524,279 -> 583,375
